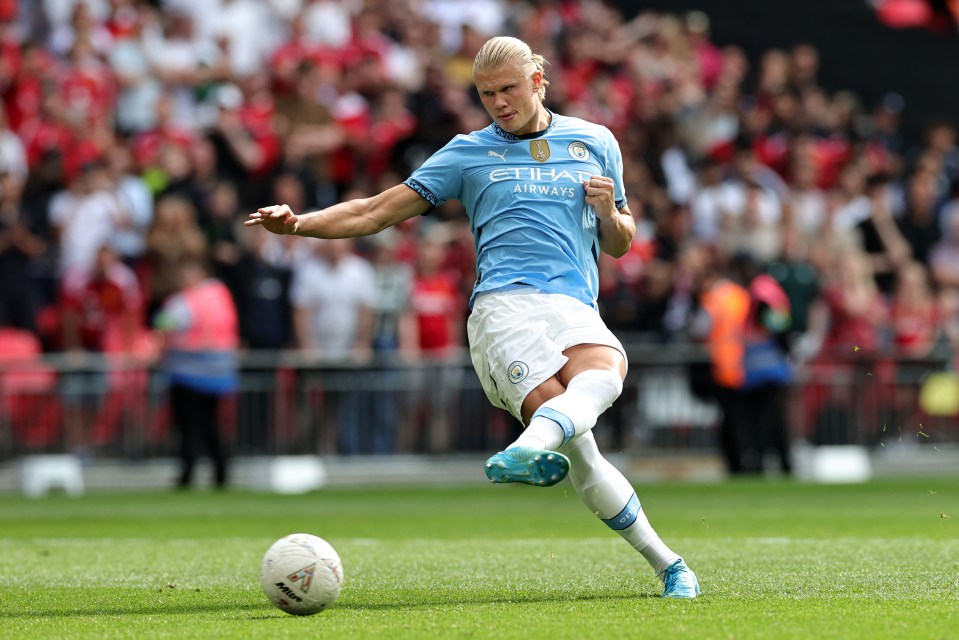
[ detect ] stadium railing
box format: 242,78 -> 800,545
0,342 -> 956,462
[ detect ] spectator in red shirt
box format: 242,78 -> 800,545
364,86 -> 416,181
268,13 -> 325,99
20,90 -> 74,173
891,261 -> 941,358
131,91 -> 195,175
60,37 -> 116,129
401,230 -> 463,453
58,243 -> 146,452
411,231 -> 462,357
812,249 -> 889,358
60,243 -> 143,354
5,41 -> 57,135
207,81 -> 280,205
803,248 -> 891,443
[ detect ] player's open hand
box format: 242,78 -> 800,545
583,176 -> 616,220
245,204 -> 298,235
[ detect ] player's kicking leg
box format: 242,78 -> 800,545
481,372 -> 573,487
484,446 -> 570,486
485,349 -> 623,487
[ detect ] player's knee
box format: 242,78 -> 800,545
562,344 -> 626,377
569,369 -> 623,407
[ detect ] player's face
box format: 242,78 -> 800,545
474,61 -> 546,136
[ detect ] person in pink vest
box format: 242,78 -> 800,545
154,258 -> 239,489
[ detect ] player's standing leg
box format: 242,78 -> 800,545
561,432 -> 699,598
484,340 -> 699,597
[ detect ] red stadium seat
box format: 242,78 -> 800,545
0,328 -> 62,448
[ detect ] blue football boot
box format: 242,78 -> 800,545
484,447 -> 570,486
661,558 -> 700,598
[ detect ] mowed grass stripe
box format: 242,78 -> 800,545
0,478 -> 956,539
0,478 -> 956,639
1,536 -> 955,596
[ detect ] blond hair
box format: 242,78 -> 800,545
472,36 -> 550,100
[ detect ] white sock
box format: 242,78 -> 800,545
562,432 -> 680,575
511,416 -> 563,450
510,369 -> 623,451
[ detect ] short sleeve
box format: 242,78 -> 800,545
403,137 -> 465,208
601,129 -> 628,211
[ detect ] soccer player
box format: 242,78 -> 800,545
246,36 -> 700,598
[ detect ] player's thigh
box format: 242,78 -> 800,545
467,292 -> 568,422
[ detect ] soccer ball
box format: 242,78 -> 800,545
260,533 -> 344,616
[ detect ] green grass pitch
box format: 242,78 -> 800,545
0,476 -> 956,639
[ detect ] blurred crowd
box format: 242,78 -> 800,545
1,0 -> 958,377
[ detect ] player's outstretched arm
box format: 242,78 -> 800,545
245,184 -> 432,239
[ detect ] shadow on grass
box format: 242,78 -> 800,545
0,602 -> 267,619
334,590 -> 658,611
1,591 -> 662,620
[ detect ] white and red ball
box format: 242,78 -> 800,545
260,533 -> 344,615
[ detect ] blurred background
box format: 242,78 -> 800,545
2,0 -> 959,492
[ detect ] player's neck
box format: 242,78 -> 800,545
508,106 -> 552,138
526,106 -> 551,135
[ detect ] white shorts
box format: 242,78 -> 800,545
467,289 -> 626,422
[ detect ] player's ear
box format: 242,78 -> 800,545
530,69 -> 542,93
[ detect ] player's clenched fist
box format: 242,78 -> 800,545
245,204 -> 299,235
582,175 -> 616,220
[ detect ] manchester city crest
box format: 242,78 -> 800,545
507,361 -> 530,384
529,140 -> 550,163
568,141 -> 590,161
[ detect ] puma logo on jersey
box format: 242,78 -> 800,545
487,149 -> 508,161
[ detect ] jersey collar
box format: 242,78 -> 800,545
491,110 -> 557,141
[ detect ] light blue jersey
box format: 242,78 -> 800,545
403,112 -> 627,309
